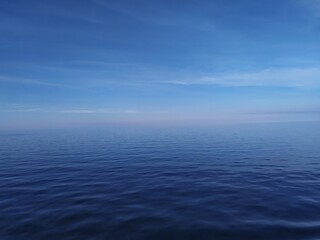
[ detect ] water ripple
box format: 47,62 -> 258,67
0,123 -> 320,239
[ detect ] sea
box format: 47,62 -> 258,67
0,121 -> 320,240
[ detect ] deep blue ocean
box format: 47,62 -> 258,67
1,122 -> 320,240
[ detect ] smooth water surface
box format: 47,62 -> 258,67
0,122 -> 320,240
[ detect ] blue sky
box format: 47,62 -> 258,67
0,0 -> 319,129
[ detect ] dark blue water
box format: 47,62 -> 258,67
1,122 -> 320,240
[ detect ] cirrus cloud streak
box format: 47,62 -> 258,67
164,67 -> 320,88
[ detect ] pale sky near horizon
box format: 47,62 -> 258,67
0,0 -> 319,129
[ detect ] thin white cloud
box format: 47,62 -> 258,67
163,67 -> 320,88
92,0 -> 218,32
60,109 -> 99,114
0,75 -> 64,87
2,108 -> 42,112
70,60 -> 138,67
247,109 -> 320,115
60,109 -> 140,114
1,105 -> 140,114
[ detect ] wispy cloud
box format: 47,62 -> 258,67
2,108 -> 42,112
0,75 -> 64,87
163,67 -> 320,88
92,0 -> 218,32
247,109 -> 320,115
2,65 -> 320,89
1,105 -> 140,114
60,109 -> 139,114
0,104 -> 43,112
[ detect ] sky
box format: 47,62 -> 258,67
0,0 -> 319,129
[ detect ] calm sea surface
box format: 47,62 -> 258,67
1,122 -> 320,240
